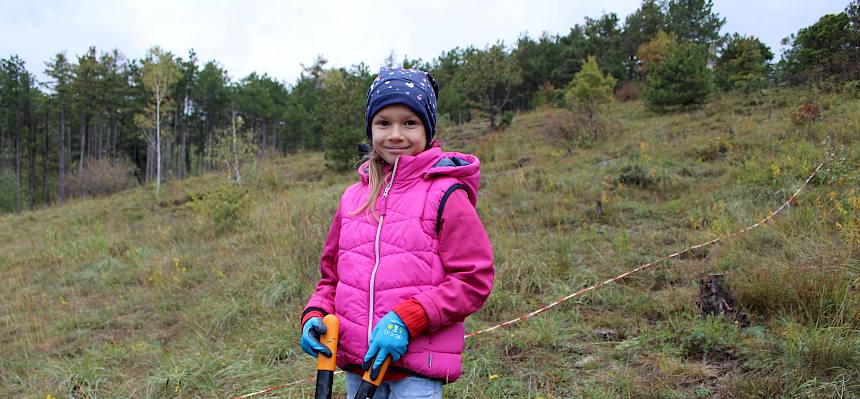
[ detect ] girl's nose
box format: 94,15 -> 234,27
389,125 -> 405,140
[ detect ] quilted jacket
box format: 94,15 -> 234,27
303,141 -> 494,382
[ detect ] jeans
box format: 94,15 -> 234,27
345,372 -> 443,399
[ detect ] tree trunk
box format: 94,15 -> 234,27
105,122 -> 111,160
14,131 -> 21,211
79,124 -> 85,174
145,138 -> 153,183
181,127 -> 188,179
42,112 -> 49,204
156,98 -> 161,197
232,110 -> 241,183
272,123 -> 278,153
262,121 -> 268,149
28,124 -> 36,210
58,101 -> 65,203
65,126 -> 71,179
205,117 -> 213,172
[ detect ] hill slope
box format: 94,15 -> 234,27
2,89 -> 859,398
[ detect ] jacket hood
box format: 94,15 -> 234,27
357,140 -> 481,205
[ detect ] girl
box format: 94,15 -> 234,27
300,67 -> 494,398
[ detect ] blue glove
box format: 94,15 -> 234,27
362,311 -> 409,380
301,317 -> 332,358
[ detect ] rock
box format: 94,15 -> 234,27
594,327 -> 619,341
515,157 -> 531,167
574,355 -> 597,369
595,158 -> 615,168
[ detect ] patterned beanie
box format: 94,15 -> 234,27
365,67 -> 439,143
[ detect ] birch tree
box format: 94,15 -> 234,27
138,47 -> 179,197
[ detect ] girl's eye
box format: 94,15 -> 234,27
405,120 -> 418,126
376,120 -> 390,126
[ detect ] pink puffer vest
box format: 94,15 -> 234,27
306,142 -> 484,382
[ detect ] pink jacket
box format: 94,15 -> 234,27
303,141 -> 494,382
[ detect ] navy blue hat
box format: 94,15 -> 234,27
365,67 -> 439,142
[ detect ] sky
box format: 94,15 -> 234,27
0,0 -> 851,86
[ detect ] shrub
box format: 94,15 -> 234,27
544,108 -> 604,150
187,183 -> 251,234
617,164 -> 657,189
499,111 -> 514,128
692,139 -> 733,162
64,158 -> 137,199
615,80 -> 642,101
843,80 -> 860,98
681,316 -> 742,362
615,160 -> 675,191
789,102 -> 822,125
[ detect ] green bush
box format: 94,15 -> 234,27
681,316 -> 742,361
187,183 -> 251,233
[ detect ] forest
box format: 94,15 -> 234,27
0,0 -> 858,213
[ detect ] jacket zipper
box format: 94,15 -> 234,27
368,157 -> 399,344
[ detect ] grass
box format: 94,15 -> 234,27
1,87 -> 859,398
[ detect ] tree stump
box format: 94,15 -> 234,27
697,273 -> 749,327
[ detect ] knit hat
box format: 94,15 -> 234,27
365,67 -> 439,143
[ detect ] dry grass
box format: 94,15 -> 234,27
1,87 -> 859,398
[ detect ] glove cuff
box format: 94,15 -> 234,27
301,308 -> 325,328
392,299 -> 430,338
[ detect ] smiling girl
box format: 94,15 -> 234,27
299,67 -> 494,398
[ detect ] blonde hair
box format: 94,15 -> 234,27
350,149 -> 388,221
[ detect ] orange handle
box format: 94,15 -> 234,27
316,315 -> 339,371
361,356 -> 391,386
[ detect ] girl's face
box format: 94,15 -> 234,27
371,104 -> 427,164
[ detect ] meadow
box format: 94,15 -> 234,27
1,87 -> 859,398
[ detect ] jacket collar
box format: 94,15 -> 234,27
358,140 -> 444,183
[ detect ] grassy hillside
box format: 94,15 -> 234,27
2,88 -> 859,398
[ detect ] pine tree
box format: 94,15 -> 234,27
715,34 -> 773,92
642,41 -> 712,110
456,43 -> 523,128
319,64 -> 372,171
565,56 -> 617,123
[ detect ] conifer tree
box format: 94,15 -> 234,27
642,41 -> 712,110
456,43 -> 522,128
565,56 -> 617,123
715,34 -> 773,92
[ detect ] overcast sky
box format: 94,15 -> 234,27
1,0 -> 850,85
